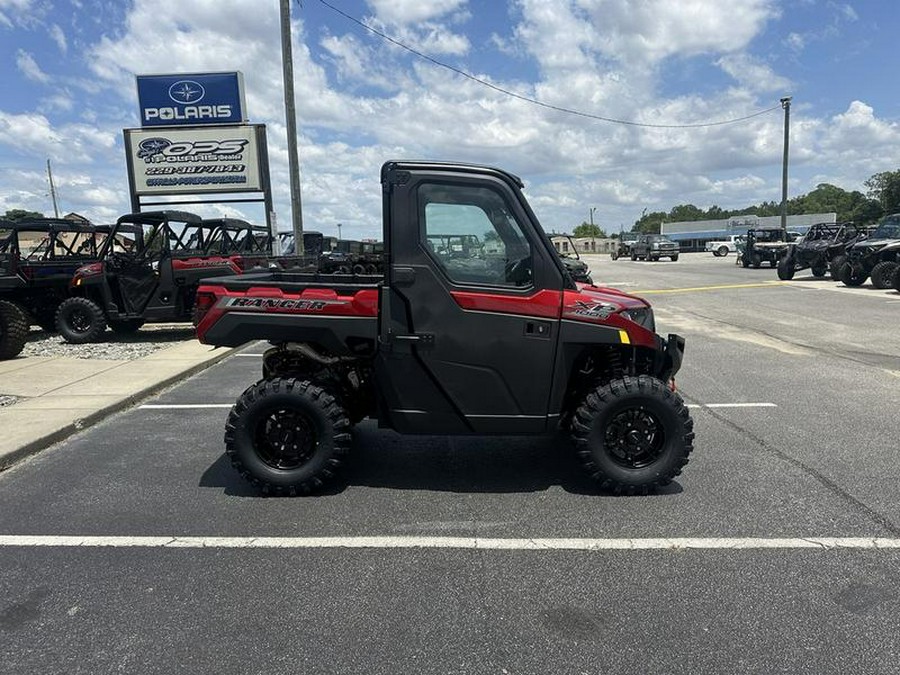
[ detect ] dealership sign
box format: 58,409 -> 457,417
124,125 -> 264,195
136,72 -> 246,127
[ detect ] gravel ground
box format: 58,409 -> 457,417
21,323 -> 198,360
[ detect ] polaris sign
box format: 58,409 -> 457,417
136,72 -> 247,127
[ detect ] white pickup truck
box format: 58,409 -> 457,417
705,235 -> 743,257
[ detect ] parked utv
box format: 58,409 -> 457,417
777,222 -> 866,280
556,236 -> 593,284
740,227 -> 795,268
55,210 -> 253,343
194,161 -> 693,496
609,233 -> 639,260
630,234 -> 679,261
0,218 -> 115,331
839,214 -> 900,288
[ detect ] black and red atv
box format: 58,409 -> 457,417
194,161 -> 694,495
54,211 -> 265,343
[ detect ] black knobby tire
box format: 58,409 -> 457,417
892,263 -> 900,292
811,264 -> 827,278
630,250 -> 637,261
839,262 -> 867,287
224,378 -> 351,496
776,256 -> 795,280
109,319 -> 145,335
570,376 -> 694,494
0,300 -> 28,360
869,261 -> 898,290
55,297 -> 107,343
751,254 -> 762,269
829,255 -> 846,280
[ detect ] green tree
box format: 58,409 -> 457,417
572,222 -> 606,238
668,204 -> 704,222
865,170 -> 900,214
633,210 -> 667,234
4,209 -> 44,222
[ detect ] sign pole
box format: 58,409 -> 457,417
280,0 -> 304,253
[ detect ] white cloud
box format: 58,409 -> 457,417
0,0 -> 34,28
49,23 -> 67,53
366,0 -> 468,26
15,49 -> 50,83
716,54 -> 792,95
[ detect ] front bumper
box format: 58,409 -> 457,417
654,333 -> 685,381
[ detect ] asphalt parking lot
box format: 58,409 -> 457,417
1,252 -> 898,674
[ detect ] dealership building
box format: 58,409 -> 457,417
661,213 -> 837,251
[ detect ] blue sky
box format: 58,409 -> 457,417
1,0 -> 898,240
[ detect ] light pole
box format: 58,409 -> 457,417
280,0 -> 304,253
780,96 -> 792,236
337,222 -> 342,242
589,206 -> 597,253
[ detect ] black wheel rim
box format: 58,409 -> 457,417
253,407 -> 318,470
69,308 -> 92,333
603,407 -> 666,469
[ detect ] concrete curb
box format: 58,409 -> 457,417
0,345 -> 237,471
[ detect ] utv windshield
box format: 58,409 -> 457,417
870,216 -> 900,240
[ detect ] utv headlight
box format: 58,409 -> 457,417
621,307 -> 656,332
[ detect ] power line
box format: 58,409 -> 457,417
315,0 -> 781,129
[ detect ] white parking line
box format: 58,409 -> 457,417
140,402 -> 778,411
140,404 -> 232,409
687,402 -> 777,409
0,535 -> 896,550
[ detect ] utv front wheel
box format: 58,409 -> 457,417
0,300 -> 28,360
776,256 -> 795,280
839,262 -> 867,287
811,264 -> 827,278
55,297 -> 107,343
571,376 -> 694,494
829,255 -> 846,280
870,261 -> 898,290
224,378 -> 351,495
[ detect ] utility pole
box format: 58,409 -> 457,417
780,96 -> 792,235
337,222 -> 342,241
589,206 -> 597,253
280,0 -> 304,253
46,159 -> 59,218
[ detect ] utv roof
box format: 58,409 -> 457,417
200,218 -> 268,231
116,210 -> 202,225
5,218 -> 97,233
382,160 -> 525,189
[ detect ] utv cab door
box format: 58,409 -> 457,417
113,222 -> 173,315
377,164 -> 566,434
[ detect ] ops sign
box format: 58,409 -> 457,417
136,72 -> 247,127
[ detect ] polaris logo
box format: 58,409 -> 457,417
143,105 -> 233,123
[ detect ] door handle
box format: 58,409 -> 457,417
393,266 -> 416,286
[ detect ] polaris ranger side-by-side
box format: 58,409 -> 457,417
55,211 -> 266,343
194,161 -> 694,495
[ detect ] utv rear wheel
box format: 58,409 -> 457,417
776,256 -> 795,280
0,300 -> 28,360
751,254 -> 762,269
811,264 -> 827,278
870,261 -> 898,290
571,376 -> 694,494
224,378 -> 351,496
56,297 -> 107,343
839,262 -> 867,287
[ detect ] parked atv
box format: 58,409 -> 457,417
777,222 -> 866,280
54,210 -> 253,343
609,233 -> 639,261
741,228 -> 795,268
0,217 -> 117,331
839,214 -> 900,288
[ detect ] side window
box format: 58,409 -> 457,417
419,183 -> 533,287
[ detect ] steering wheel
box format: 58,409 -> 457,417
505,257 -> 532,285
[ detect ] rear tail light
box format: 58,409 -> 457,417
193,291 -> 217,326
